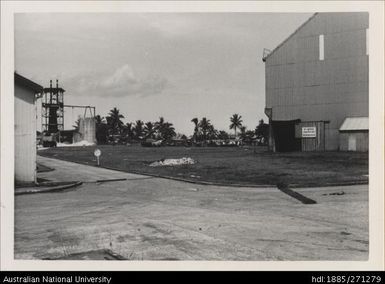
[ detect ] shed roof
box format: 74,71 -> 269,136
339,117 -> 369,131
14,72 -> 43,93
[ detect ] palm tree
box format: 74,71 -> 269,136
154,117 -> 165,139
217,130 -> 229,140
207,124 -> 218,140
229,113 -> 243,138
239,126 -> 247,142
191,117 -> 199,142
134,120 -> 144,141
95,114 -> 108,144
122,122 -> 134,141
161,122 -> 176,141
240,126 -> 246,136
155,117 -> 176,141
95,115 -> 105,125
107,107 -> 125,135
198,117 -> 212,143
243,130 -> 256,145
144,121 -> 155,139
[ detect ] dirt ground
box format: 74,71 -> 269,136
14,156 -> 368,261
38,145 -> 369,187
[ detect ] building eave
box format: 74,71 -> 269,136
14,72 -> 44,94
263,13 -> 318,63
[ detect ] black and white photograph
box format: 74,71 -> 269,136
1,1 -> 384,271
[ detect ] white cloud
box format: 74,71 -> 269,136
70,64 -> 169,98
100,64 -> 137,88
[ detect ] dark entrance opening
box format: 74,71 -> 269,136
272,120 -> 301,152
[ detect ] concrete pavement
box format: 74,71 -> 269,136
14,156 -> 368,260
36,156 -> 147,183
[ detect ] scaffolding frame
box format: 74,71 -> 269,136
41,80 -> 65,134
64,105 -> 96,120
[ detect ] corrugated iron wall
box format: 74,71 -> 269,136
265,13 -> 369,151
14,84 -> 37,184
295,121 -> 325,151
339,132 -> 369,151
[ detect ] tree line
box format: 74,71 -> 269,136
83,107 -> 269,145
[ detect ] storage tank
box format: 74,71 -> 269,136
78,117 -> 96,144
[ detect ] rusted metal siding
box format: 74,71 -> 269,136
14,84 -> 37,184
265,13 -> 369,150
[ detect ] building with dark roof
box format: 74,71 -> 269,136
263,12 -> 369,151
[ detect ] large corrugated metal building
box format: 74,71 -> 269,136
263,12 -> 369,152
14,73 -> 43,185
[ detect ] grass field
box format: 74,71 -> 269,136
38,145 -> 368,187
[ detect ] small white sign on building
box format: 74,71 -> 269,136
302,127 -> 316,138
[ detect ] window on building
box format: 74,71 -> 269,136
319,34 -> 324,60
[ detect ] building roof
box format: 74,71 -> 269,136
339,117 -> 369,131
14,72 -> 43,93
263,13 -> 318,62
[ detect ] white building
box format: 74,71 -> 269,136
14,73 -> 43,185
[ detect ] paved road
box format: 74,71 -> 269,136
14,156 -> 368,260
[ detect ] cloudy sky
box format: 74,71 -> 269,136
15,13 -> 312,135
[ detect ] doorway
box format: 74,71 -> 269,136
272,120 -> 301,152
348,134 -> 357,151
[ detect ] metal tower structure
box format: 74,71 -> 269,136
42,80 -> 65,134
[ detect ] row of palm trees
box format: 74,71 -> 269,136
189,113 -> 264,145
191,114 -> 246,139
190,116 -> 228,142
86,107 -> 268,145
123,117 -> 176,141
94,107 -> 176,144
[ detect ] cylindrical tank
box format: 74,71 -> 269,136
78,117 -> 96,144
